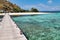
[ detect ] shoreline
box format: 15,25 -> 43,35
0,13 -> 49,16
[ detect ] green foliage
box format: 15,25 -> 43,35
13,7 -> 39,12
13,7 -> 21,12
30,8 -> 39,12
0,1 -> 39,12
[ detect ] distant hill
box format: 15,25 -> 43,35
0,0 -> 23,13
0,0 -> 39,13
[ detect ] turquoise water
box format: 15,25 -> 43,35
12,13 -> 60,40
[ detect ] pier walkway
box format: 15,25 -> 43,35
0,13 -> 27,40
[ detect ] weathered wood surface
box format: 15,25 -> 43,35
0,13 -> 27,40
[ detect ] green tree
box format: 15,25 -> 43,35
30,8 -> 39,12
13,7 -> 22,12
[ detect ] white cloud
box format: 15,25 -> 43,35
51,6 -> 60,10
23,3 -> 60,11
39,3 -> 49,8
48,0 -> 52,4
39,3 -> 60,11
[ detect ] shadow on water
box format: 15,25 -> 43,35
0,16 -> 4,22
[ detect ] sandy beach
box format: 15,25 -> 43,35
0,13 -> 49,16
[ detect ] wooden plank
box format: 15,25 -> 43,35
0,13 -> 27,40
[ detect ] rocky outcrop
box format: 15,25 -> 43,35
0,0 -> 21,13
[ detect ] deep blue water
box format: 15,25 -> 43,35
12,13 -> 60,40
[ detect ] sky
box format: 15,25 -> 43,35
9,0 -> 60,11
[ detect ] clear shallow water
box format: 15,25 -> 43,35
12,13 -> 60,40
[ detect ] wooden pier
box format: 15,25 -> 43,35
0,13 -> 27,40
